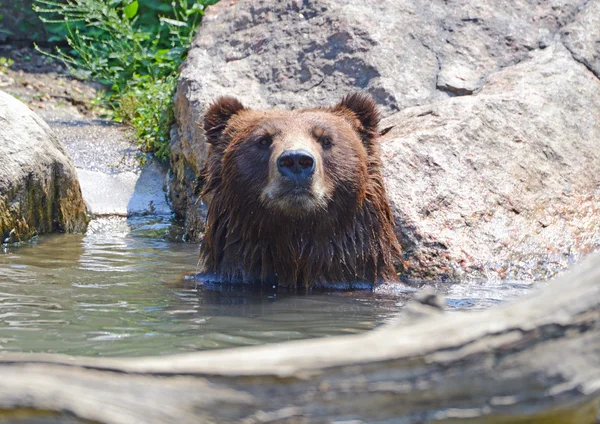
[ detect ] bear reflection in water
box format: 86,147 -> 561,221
198,93 -> 402,289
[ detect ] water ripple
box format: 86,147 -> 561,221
0,216 -> 535,357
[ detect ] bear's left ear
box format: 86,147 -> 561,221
333,92 -> 380,146
203,96 -> 246,145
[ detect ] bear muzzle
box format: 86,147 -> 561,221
260,146 -> 329,214
277,149 -> 315,188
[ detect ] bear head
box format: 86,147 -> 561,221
203,93 -> 381,217
200,93 -> 401,289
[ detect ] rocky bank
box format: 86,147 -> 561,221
170,0 -> 600,281
0,46 -> 173,242
2,45 -> 174,220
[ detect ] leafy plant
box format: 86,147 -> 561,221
0,56 -> 13,74
0,57 -> 14,67
116,74 -> 176,160
33,0 -> 218,160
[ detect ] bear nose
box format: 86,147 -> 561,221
277,149 -> 315,185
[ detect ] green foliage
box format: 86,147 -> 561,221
0,57 -> 14,67
0,56 -> 13,74
116,75 -> 176,160
33,0 -> 218,159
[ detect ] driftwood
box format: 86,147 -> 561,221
0,255 -> 599,424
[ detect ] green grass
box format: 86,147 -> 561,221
33,0 -> 217,160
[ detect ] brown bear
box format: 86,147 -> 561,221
198,93 -> 401,289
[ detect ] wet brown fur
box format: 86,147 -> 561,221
199,93 -> 402,289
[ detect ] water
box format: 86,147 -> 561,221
0,217 -> 535,357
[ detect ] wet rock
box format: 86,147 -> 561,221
381,45 -> 600,281
171,0 -> 592,242
0,91 -> 88,243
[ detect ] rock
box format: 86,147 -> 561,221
77,161 -> 171,217
0,91 -> 88,243
41,111 -> 172,218
381,45 -> 600,281
561,0 -> 600,78
436,64 -> 482,96
171,0 -> 593,242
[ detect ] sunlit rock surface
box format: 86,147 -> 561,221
381,46 -> 600,281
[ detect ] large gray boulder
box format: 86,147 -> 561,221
381,45 -> 600,281
0,91 -> 88,242
171,0 -> 600,280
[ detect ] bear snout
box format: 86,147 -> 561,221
277,149 -> 315,186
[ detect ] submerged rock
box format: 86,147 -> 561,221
170,0 -> 600,281
0,91 -> 88,242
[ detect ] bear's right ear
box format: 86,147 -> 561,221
203,97 -> 246,145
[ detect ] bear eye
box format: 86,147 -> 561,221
320,136 -> 333,147
257,135 -> 272,147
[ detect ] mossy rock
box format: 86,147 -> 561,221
0,90 -> 88,243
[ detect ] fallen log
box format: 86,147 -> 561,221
0,254 -> 599,424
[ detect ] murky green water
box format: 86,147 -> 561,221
0,217 -> 534,357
